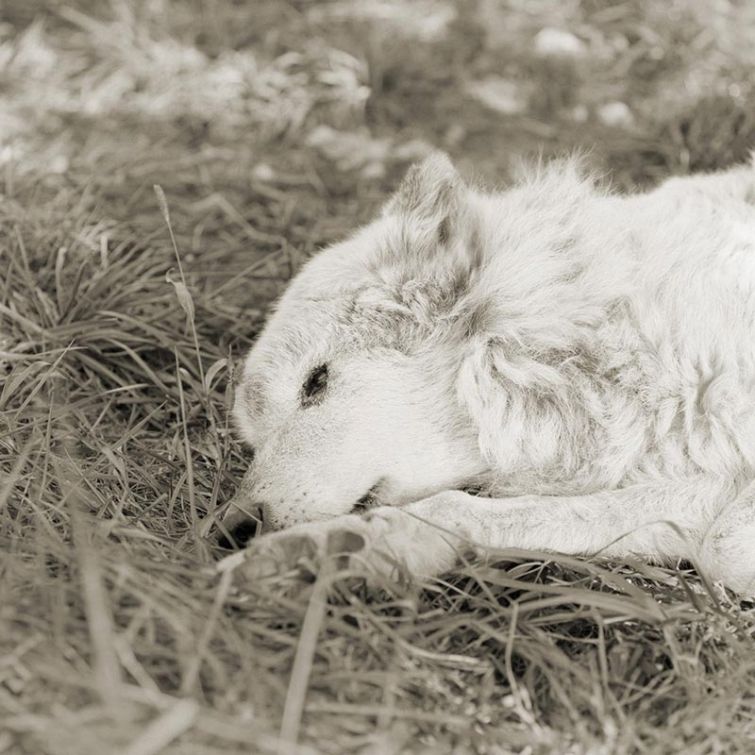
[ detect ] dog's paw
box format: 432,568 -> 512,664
220,505 -> 467,590
231,514 -> 387,585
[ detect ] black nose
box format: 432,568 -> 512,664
217,508 -> 263,549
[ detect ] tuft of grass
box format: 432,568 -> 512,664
1,1 -> 754,753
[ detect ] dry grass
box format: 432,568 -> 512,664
1,1 -> 754,753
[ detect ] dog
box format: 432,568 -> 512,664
223,152 -> 755,595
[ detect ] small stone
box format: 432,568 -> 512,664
465,77 -> 526,115
534,27 -> 586,58
597,101 -> 634,128
251,163 -> 275,181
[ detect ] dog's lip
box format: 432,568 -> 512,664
351,479 -> 384,513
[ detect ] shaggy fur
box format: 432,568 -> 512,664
227,153 -> 755,595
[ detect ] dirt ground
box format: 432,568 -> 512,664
1,1 -> 754,753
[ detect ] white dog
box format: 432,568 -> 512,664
225,153 -> 755,595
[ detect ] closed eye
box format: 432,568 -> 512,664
301,364 -> 328,407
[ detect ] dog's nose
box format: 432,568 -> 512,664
216,504 -> 263,549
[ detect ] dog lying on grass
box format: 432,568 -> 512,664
223,152 -> 755,595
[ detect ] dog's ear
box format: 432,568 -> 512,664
369,152 -> 482,325
385,152 -> 464,246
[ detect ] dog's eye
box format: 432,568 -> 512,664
301,364 -> 328,406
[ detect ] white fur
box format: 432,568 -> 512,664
229,153 -> 755,595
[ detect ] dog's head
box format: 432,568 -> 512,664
225,153 -> 600,535
228,153 -> 490,531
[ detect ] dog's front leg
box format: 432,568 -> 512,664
353,477 -> 731,578
232,477 -> 733,584
400,478 -> 732,568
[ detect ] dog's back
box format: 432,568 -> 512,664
613,165 -> 755,482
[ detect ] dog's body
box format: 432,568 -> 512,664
228,154 -> 755,595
